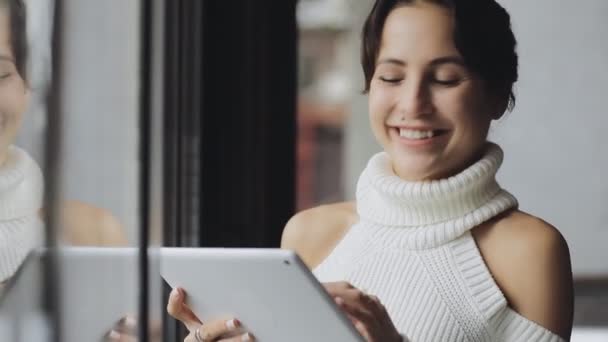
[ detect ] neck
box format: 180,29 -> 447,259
392,147 -> 486,182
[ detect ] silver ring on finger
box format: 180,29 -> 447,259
194,327 -> 208,342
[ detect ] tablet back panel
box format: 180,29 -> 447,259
0,247 -> 161,342
161,248 -> 363,342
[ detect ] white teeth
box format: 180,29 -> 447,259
399,128 -> 435,139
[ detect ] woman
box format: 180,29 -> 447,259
0,0 -> 127,285
168,1 -> 574,341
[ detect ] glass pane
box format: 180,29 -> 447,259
0,0 -> 54,339
53,0 -> 151,340
0,0 -> 160,340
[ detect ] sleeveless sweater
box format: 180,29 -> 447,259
313,144 -> 565,342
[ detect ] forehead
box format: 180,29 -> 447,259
379,4 -> 459,61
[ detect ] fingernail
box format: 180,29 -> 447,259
108,330 -> 121,340
241,332 -> 252,341
356,320 -> 365,330
334,296 -> 344,305
171,288 -> 182,300
226,318 -> 240,330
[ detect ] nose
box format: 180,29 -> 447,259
396,76 -> 433,120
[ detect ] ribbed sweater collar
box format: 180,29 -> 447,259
0,146 -> 44,282
356,143 -> 518,249
0,145 -> 43,220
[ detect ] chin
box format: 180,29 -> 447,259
391,154 -> 443,181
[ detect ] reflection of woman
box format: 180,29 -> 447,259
169,1 -> 573,341
0,0 -> 126,285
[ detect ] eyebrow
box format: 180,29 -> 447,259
0,54 -> 14,62
430,56 -> 466,67
377,58 -> 406,67
377,55 -> 466,67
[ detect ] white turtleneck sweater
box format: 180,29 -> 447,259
313,144 -> 565,342
0,146 -> 44,283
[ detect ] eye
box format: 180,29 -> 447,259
431,68 -> 466,87
432,78 -> 461,86
379,76 -> 402,84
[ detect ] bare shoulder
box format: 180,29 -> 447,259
61,200 -> 128,246
281,201 -> 358,269
472,210 -> 573,340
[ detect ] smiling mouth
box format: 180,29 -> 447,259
397,127 -> 448,140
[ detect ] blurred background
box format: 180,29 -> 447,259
2,0 -> 607,340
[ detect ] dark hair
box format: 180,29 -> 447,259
1,0 -> 27,80
361,0 -> 518,111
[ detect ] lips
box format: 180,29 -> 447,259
396,127 -> 448,140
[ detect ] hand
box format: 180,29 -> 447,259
166,287 -> 254,342
324,282 -> 402,342
102,315 -> 162,342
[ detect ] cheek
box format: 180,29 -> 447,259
435,87 -> 491,130
368,94 -> 388,135
368,86 -> 394,119
0,85 -> 28,134
368,88 -> 394,145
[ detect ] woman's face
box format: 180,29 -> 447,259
0,8 -> 28,164
368,3 -> 500,181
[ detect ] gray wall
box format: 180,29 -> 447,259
343,0 -> 608,277
17,0 -> 141,244
61,0 -> 141,244
491,0 -> 608,277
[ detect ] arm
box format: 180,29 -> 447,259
476,213 -> 574,341
280,202 -> 356,269
506,223 -> 573,340
60,200 -> 128,246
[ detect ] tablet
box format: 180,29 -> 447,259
160,247 -> 363,342
56,247 -> 162,342
0,247 -> 162,342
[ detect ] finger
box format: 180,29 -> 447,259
354,320 -> 372,341
359,292 -> 385,318
339,288 -> 385,320
323,281 -> 354,294
325,283 -> 374,309
111,315 -> 138,336
197,318 -> 242,341
332,301 -> 371,342
104,329 -> 138,342
218,332 -> 255,341
335,298 -> 361,327
184,333 -> 198,342
335,295 -> 376,327
167,288 -> 202,331
366,294 -> 393,328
